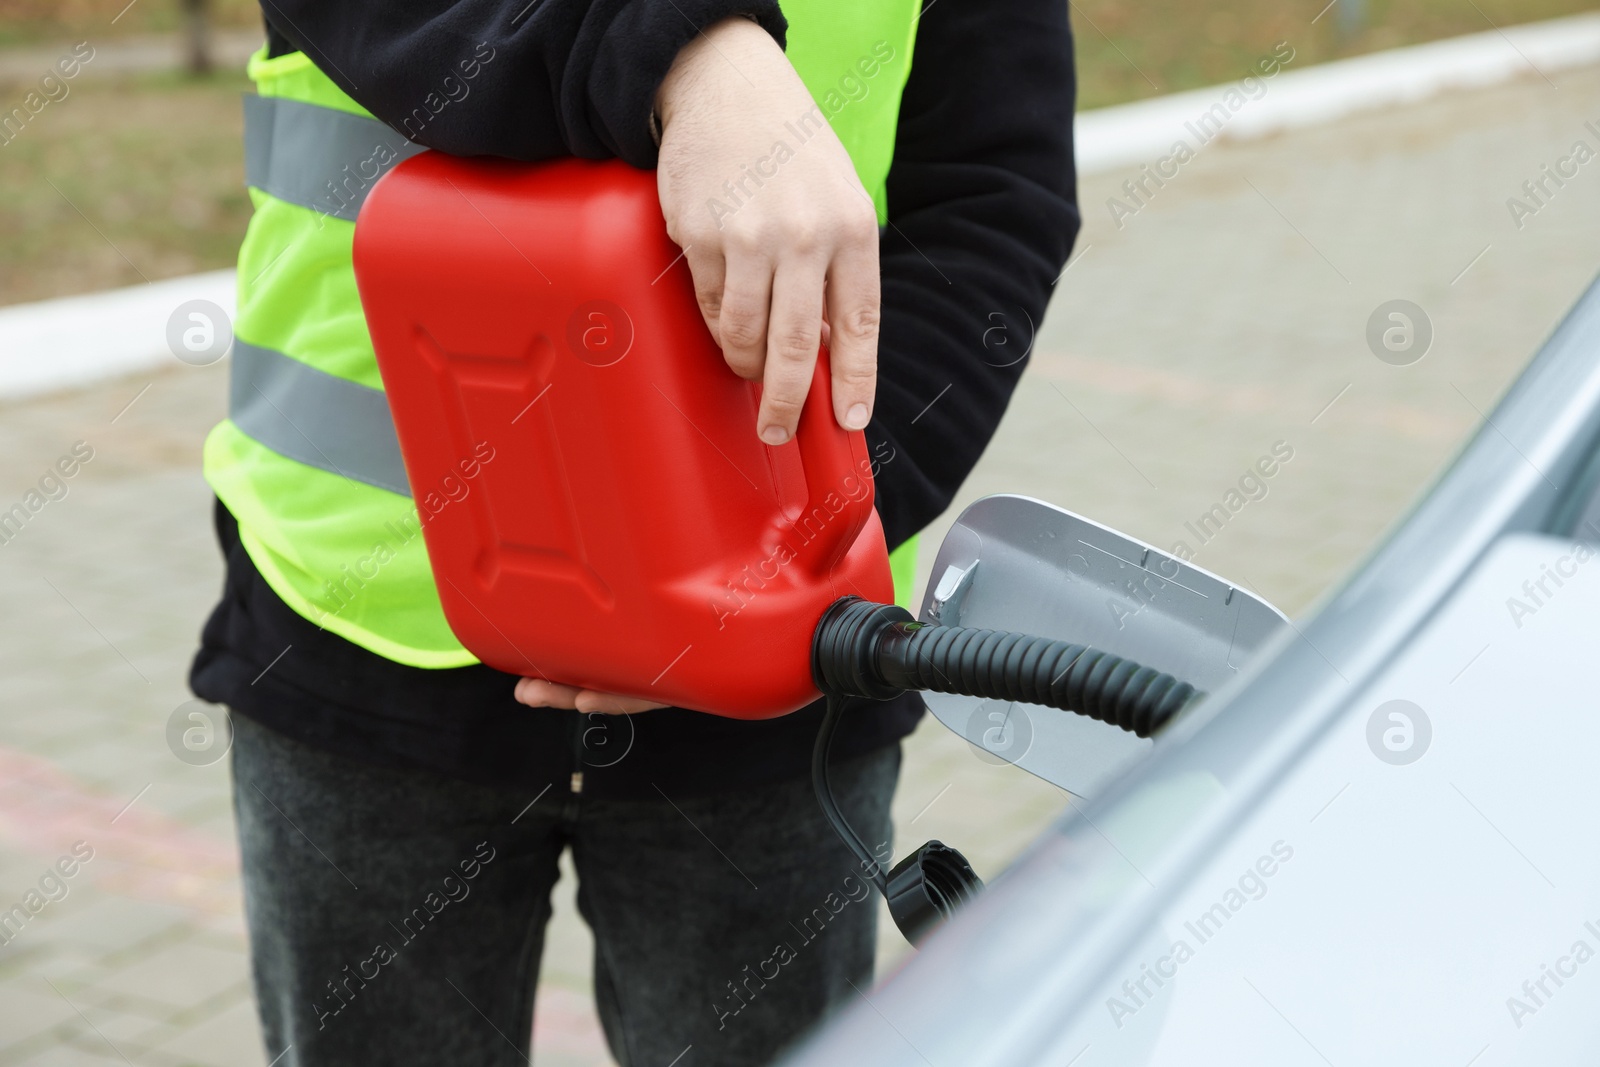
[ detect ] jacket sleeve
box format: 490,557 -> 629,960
257,0 -> 786,165
865,0 -> 1080,550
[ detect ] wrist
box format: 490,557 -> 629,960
654,15 -> 775,135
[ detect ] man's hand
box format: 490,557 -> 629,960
514,678 -> 665,715
519,20 -> 878,716
654,16 -> 881,445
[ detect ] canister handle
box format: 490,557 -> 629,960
790,344 -> 874,578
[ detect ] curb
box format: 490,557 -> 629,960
1075,12 -> 1600,175
3,13 -> 1599,402
0,30 -> 264,85
0,270 -> 234,402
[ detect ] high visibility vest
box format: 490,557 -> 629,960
207,6 -> 922,669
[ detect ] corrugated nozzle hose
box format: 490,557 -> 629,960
810,596 -> 1205,944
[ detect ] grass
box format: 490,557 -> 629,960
0,0 -> 259,48
0,68 -> 250,304
1070,0 -> 1597,108
0,0 -> 1595,306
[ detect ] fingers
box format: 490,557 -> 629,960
685,244 -> 727,354
758,254 -> 827,445
514,678 -> 583,708
576,692 -> 665,715
716,244 -> 773,384
514,678 -> 664,715
682,231 -> 876,442
824,226 -> 880,431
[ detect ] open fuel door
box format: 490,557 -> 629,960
918,495 -> 1288,797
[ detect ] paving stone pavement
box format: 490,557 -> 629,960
1,64 -> 1597,1066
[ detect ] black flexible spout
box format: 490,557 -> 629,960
809,596 -> 1207,945
813,597 -> 1200,738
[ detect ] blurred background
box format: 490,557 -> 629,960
1,2 -> 1598,1065
3,0 -> 1595,304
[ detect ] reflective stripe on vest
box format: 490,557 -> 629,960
234,92 -> 417,496
231,339 -> 411,495
243,95 -> 426,221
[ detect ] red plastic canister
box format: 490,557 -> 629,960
352,155 -> 894,719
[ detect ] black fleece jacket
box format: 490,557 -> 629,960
192,0 -> 1080,799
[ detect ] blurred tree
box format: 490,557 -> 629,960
1339,0 -> 1368,41
182,0 -> 211,75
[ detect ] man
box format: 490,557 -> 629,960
191,1 -> 1077,1064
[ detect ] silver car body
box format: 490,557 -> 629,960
783,275 -> 1600,1066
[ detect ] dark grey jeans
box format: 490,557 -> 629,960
230,713 -> 899,1067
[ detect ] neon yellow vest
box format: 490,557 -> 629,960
207,7 -> 922,669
